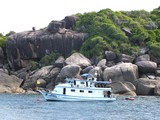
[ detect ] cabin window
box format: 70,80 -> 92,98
88,91 -> 92,93
86,82 -> 88,87
71,89 -> 75,92
74,80 -> 76,85
81,82 -> 85,84
80,90 -> 84,93
63,88 -> 66,94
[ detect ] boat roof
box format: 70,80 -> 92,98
95,81 -> 112,84
65,78 -> 112,84
81,73 -> 94,77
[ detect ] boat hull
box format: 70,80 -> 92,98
38,90 -> 116,102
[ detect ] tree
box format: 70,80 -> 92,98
80,36 -> 110,59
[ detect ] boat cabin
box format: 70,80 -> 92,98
39,73 -> 116,101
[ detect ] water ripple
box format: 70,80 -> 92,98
0,94 -> 160,120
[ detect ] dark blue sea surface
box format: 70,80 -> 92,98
0,94 -> 160,120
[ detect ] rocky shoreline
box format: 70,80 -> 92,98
0,51 -> 160,96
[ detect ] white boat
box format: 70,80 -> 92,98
38,74 -> 116,102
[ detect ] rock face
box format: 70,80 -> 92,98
135,78 -> 160,95
109,81 -> 136,96
105,51 -> 116,61
54,56 -> 65,68
155,83 -> 160,95
64,16 -> 77,30
135,54 -> 150,63
118,54 -> 134,63
65,53 -> 91,68
22,66 -> 60,90
6,20 -> 88,70
0,72 -> 23,93
97,59 -> 107,68
0,47 -> 4,67
135,61 -> 157,73
58,64 -> 81,78
103,63 -> 138,83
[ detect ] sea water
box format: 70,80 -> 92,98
0,94 -> 160,120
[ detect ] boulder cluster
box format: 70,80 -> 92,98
0,51 -> 160,96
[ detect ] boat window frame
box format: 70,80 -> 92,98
88,90 -> 93,93
80,90 -> 84,93
80,81 -> 85,84
71,89 -> 75,92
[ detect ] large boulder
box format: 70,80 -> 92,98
108,81 -> 136,96
35,78 -> 47,88
58,64 -> 81,78
155,69 -> 160,77
29,65 -> 54,80
97,59 -> 107,68
6,28 -> 87,70
0,47 -> 4,66
118,54 -> 134,63
135,61 -> 157,73
64,15 -> 77,30
46,21 -> 64,33
155,82 -> 160,96
103,63 -> 138,83
89,66 -> 103,81
122,28 -> 132,36
54,56 -> 65,68
134,78 -> 160,95
65,53 -> 91,68
0,72 -> 23,93
81,66 -> 94,74
56,64 -> 81,84
135,54 -> 150,63
0,47 -> 4,58
105,51 -> 116,61
144,21 -> 158,30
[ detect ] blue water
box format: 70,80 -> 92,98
0,94 -> 160,120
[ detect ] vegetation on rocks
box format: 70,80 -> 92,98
39,52 -> 61,67
76,7 -> 160,59
0,33 -> 6,47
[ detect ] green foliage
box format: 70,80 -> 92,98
80,36 -> 110,58
119,43 -> 140,55
39,52 -> 61,67
146,30 -> 157,43
0,31 -> 16,48
148,42 -> 160,57
130,28 -> 149,46
153,30 -> 160,42
0,34 -> 6,47
76,7 -> 160,59
30,60 -> 39,70
76,9 -> 131,58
